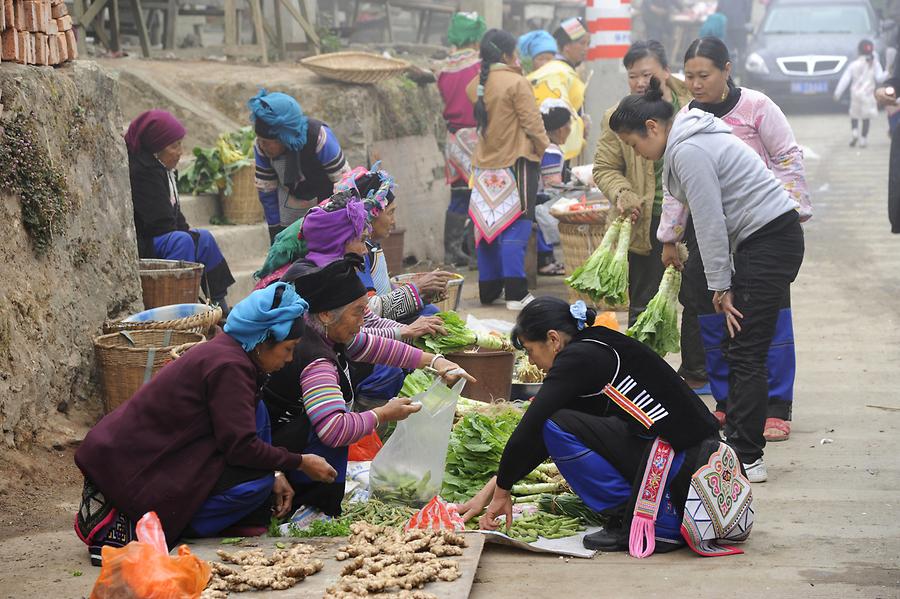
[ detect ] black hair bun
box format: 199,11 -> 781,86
585,307 -> 598,327
644,76 -> 664,102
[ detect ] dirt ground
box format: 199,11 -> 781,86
0,108 -> 898,598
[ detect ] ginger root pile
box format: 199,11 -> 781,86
324,522 -> 467,598
200,542 -> 324,597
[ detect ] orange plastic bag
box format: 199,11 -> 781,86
348,429 -> 383,461
592,311 -> 620,331
405,496 -> 465,532
90,512 -> 211,599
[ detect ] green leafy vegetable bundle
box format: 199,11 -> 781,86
537,493 -> 607,526
177,126 -> 256,196
413,311 -> 513,354
399,369 -> 436,398
626,265 -> 681,356
566,217 -> 631,306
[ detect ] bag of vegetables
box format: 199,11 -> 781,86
369,378 -> 466,507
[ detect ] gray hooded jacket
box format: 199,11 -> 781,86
664,108 -> 798,291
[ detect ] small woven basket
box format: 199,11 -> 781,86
558,222 -> 628,312
221,165 -> 264,224
139,259 -> 204,309
391,273 -> 464,312
300,51 -> 411,85
93,330 -> 206,413
103,304 -> 222,337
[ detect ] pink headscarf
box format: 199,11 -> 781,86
301,197 -> 368,267
124,110 -> 186,155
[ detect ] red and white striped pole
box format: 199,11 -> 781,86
582,0 -> 631,162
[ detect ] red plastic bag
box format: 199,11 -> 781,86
90,512 -> 211,599
405,496 -> 465,532
348,429 -> 383,461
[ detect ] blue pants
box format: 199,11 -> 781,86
477,217 -> 531,302
543,415 -> 685,541
700,308 -> 796,421
188,401 -> 274,537
153,229 -> 233,302
448,188 -> 471,215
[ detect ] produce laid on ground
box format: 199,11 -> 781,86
465,510 -> 585,543
325,522 -> 466,598
566,217 -> 632,306
537,493 -> 607,527
200,543 -> 324,597
339,498 -> 418,529
626,265 -> 682,356
413,311 -> 514,354
177,127 -> 256,196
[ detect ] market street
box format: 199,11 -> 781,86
0,109 -> 898,599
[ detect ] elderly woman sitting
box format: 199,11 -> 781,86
125,109 -> 235,309
263,255 -> 473,516
74,284 -> 336,565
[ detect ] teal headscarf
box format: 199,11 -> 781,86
247,89 -> 309,151
224,282 -> 309,352
447,12 -> 487,47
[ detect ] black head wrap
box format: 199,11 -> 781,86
281,254 -> 367,313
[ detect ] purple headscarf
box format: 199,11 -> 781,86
124,110 -> 187,155
301,197 -> 368,267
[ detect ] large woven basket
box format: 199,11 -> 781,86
103,303 -> 222,337
391,272 -> 464,312
139,259 -> 204,309
221,164 -> 264,224
93,330 -> 206,413
300,51 -> 411,85
558,222 -> 628,312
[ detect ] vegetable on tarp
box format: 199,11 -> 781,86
566,218 -> 627,305
413,311 -> 513,354
626,265 -> 682,356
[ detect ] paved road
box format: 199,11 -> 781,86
467,111 -> 900,598
1,112 -> 897,599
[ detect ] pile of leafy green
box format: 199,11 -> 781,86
566,218 -> 631,306
441,409 -> 523,502
177,127 -> 256,195
626,265 -> 682,356
413,311 -> 511,354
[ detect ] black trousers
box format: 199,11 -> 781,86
678,220 -> 711,381
723,212 -> 804,463
628,214 -> 666,327
890,125 -> 900,233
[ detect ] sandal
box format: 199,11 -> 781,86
538,261 -> 566,276
764,417 -> 791,442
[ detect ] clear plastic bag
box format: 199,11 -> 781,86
369,378 -> 465,506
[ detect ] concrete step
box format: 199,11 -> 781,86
205,223 -> 270,307
180,193 -> 221,226
225,256 -> 265,307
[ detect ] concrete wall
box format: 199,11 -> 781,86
0,62 -> 143,448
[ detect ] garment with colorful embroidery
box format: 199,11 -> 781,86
527,58 -> 586,161
658,87 -> 811,243
363,242 -> 424,322
299,329 -> 421,447
495,326 -> 718,490
539,143 -> 565,190
254,118 -> 350,227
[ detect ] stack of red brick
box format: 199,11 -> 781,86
1,0 -> 79,65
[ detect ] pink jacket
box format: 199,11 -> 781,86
658,88 -> 812,243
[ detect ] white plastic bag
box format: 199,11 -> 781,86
369,378 -> 465,506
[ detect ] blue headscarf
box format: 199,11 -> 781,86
224,282 -> 309,352
517,30 -> 558,60
247,89 -> 309,151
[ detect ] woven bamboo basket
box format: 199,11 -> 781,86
300,52 -> 411,85
558,222 -> 629,312
103,304 -> 222,337
391,273 -> 464,312
93,330 -> 206,413
139,259 -> 204,309
169,341 -> 205,361
221,165 -> 264,224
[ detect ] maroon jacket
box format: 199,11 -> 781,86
76,333 -> 302,541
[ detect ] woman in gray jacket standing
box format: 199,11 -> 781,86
608,78 -> 804,483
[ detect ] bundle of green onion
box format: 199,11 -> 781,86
413,311 -> 512,354
626,265 -> 682,356
565,218 -> 631,306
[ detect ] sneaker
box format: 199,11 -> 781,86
860,137 -> 868,148
506,293 -> 535,311
742,458 -> 768,483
